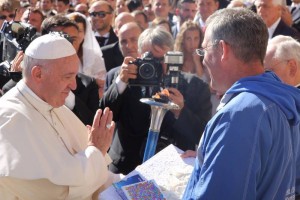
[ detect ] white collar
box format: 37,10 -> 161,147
94,32 -> 110,38
268,18 -> 281,39
17,80 -> 53,113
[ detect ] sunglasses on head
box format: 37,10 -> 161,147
89,11 -> 112,18
0,14 -> 15,20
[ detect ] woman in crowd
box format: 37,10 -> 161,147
67,12 -> 106,97
174,20 -> 207,80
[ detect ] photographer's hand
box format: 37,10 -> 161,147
168,88 -> 184,118
119,57 -> 137,83
10,51 -> 24,72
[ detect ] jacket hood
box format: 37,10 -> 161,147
226,71 -> 300,125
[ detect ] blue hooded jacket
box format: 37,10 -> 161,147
183,72 -> 300,200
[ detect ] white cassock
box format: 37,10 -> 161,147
0,80 -> 119,200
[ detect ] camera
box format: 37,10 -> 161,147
0,21 -> 38,88
129,51 -> 184,88
129,52 -> 163,86
1,20 -> 37,53
163,51 -> 183,88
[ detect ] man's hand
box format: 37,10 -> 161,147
87,107 -> 115,156
10,51 -> 24,72
119,57 -> 138,83
168,88 -> 184,118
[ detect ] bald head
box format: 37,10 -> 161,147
114,12 -> 135,35
118,22 -> 142,58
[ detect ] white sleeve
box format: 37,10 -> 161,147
68,146 -> 111,199
116,75 -> 128,94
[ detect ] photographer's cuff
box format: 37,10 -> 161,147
116,75 -> 128,94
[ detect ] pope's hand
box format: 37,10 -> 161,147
87,107 -> 115,156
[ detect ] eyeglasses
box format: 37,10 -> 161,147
89,11 -> 112,18
0,14 -> 15,20
195,42 -> 219,57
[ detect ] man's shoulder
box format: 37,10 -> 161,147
274,19 -> 300,39
101,41 -> 119,52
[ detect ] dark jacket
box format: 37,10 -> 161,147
272,19 -> 300,40
101,42 -> 124,72
95,27 -> 118,48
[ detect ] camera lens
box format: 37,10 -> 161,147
139,63 -> 155,79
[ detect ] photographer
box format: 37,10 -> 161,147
100,26 -> 212,174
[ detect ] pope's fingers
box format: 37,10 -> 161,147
92,109 -> 103,128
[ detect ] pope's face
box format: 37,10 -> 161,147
39,54 -> 79,108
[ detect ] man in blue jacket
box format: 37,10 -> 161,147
183,8 -> 300,199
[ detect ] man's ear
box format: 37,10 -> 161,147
287,59 -> 297,77
31,65 -> 43,82
220,40 -> 230,61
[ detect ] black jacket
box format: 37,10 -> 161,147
272,19 -> 300,40
101,42 -> 124,72
100,70 -> 212,174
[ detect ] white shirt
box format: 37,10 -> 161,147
0,80 -> 116,199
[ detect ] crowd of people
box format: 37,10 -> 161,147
0,0 -> 299,199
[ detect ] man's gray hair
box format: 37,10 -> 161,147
22,55 -> 50,78
138,26 -> 174,53
269,35 -> 300,64
206,8 -> 268,64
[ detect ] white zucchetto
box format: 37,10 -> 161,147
25,33 -> 76,59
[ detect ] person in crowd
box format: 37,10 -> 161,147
89,0 -> 118,47
255,0 -> 300,40
144,3 -> 156,22
29,0 -> 39,8
264,35 -> 300,87
40,0 -> 57,17
126,0 -> 144,12
21,8 -> 45,34
183,8 -> 300,199
100,26 -> 212,175
131,10 -> 149,30
72,0 -> 88,7
151,0 -> 174,27
115,0 -> 129,15
151,17 -> 172,33
103,22 -> 143,90
174,20 -> 205,78
226,0 -> 246,8
101,12 -> 135,72
114,12 -> 135,35
0,0 -> 18,63
55,0 -> 71,15
172,0 -> 197,38
74,3 -> 89,16
194,0 -> 219,30
67,12 -> 107,97
0,33 -> 119,199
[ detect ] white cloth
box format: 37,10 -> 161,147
0,80 -> 112,199
69,12 -> 107,80
25,33 -> 76,59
